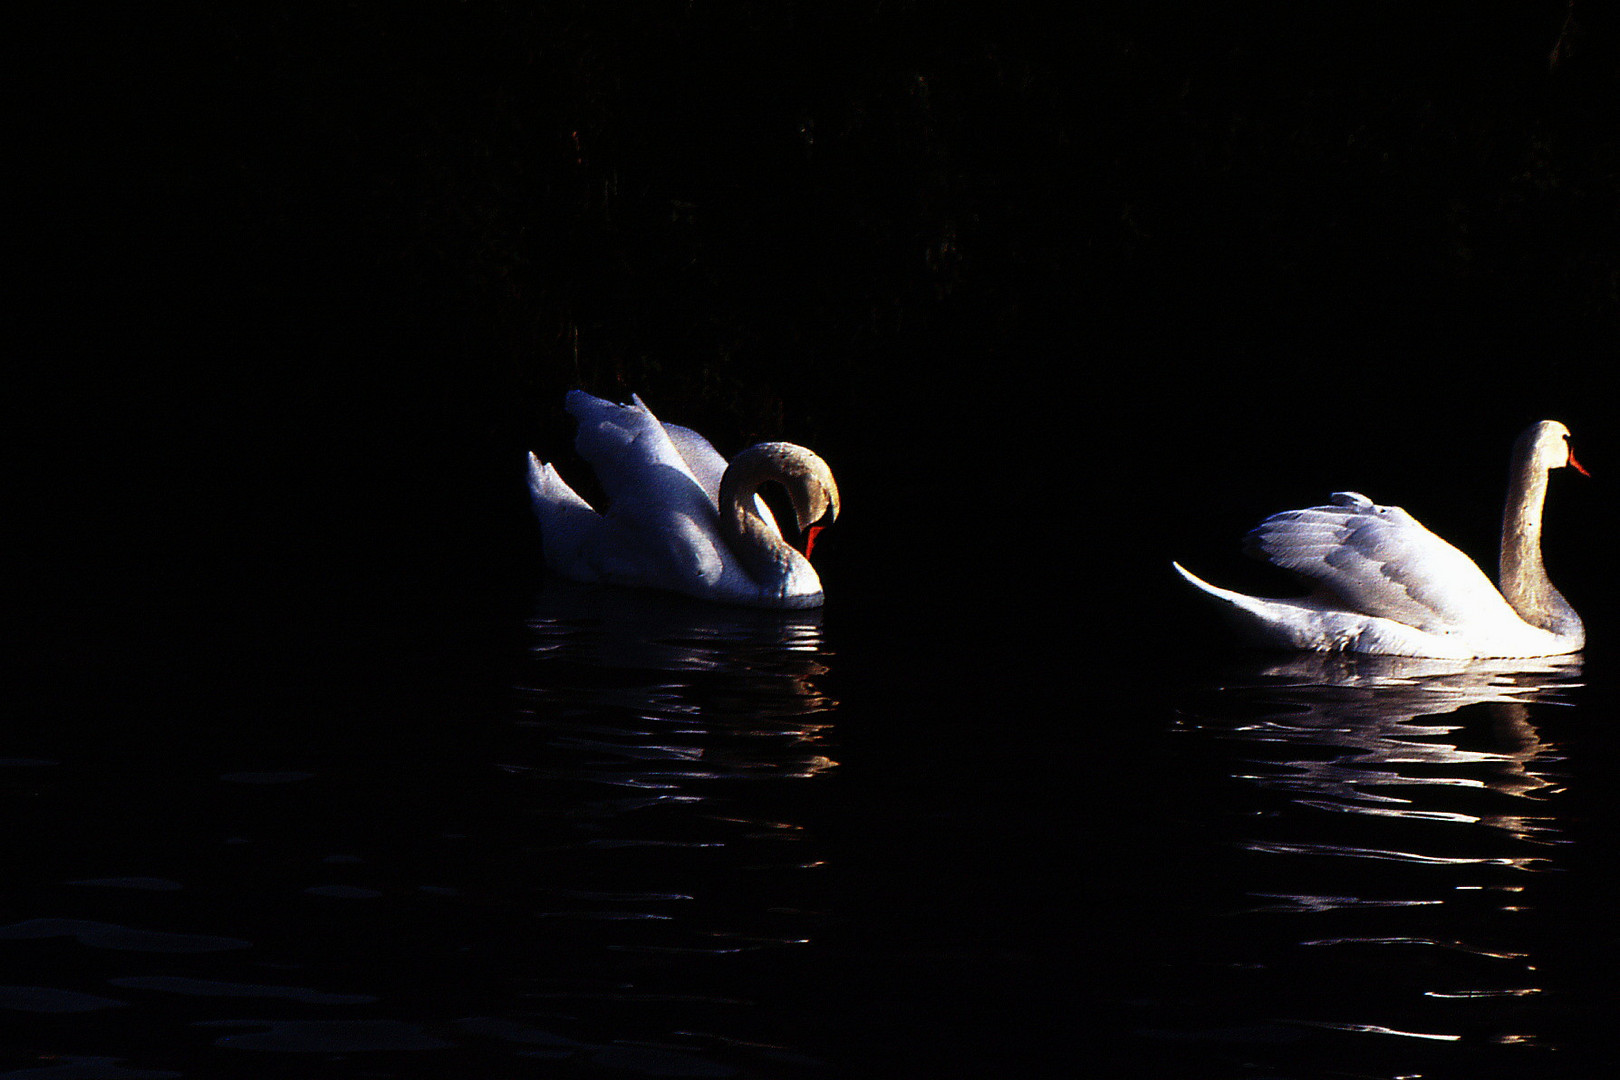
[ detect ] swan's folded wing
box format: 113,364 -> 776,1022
1244,491 -> 1516,631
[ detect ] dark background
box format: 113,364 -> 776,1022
16,3 -> 1618,642
9,5 -> 1616,720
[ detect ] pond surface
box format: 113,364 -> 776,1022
5,568 -> 1614,1079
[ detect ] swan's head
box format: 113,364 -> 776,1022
763,442 -> 839,549
1520,420 -> 1589,476
725,442 -> 840,557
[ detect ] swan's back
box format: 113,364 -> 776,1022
1245,492 -> 1520,632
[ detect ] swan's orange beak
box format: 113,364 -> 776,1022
804,523 -> 825,558
1569,449 -> 1591,477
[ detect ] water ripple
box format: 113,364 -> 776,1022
0,986 -> 127,1013
1243,893 -> 1442,913
0,1058 -> 180,1079
66,878 -> 183,891
1298,936 -> 1526,960
1295,1021 -> 1461,1042
199,1019 -> 453,1052
109,976 -> 375,1004
0,919 -> 250,953
1171,654 -> 1583,1064
1239,839 -> 1552,870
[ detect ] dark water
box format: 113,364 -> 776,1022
1139,656 -> 1610,1079
7,565 -> 1616,1078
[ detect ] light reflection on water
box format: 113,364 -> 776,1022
1168,653 -> 1584,1068
0,581 -> 841,1078
513,579 -> 837,790
495,580 -> 841,1065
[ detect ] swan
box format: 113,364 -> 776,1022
1173,421 -> 1587,658
527,390 -> 839,609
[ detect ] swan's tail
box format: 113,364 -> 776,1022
1174,560 -> 1387,652
528,452 -> 603,580
1173,560 -> 1308,645
1172,561 -> 1251,606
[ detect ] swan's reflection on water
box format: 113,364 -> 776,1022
1200,655 -> 1579,844
497,580 -> 838,1071
516,579 -> 837,785
1170,653 -> 1583,1062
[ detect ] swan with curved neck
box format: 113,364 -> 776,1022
527,391 -> 839,609
1174,421 -> 1586,658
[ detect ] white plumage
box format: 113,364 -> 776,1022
1175,421 -> 1586,658
528,391 -> 839,609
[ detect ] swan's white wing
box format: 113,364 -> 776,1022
589,477 -> 727,589
660,413 -> 782,536
1245,492 -> 1514,631
565,391 -> 703,504
563,391 -> 730,587
660,419 -> 726,505
638,401 -> 780,533
527,453 -> 604,580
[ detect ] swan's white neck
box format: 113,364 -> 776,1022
1499,429 -> 1581,641
722,489 -> 803,591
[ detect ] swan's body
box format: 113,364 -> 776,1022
528,391 -> 839,609
1175,421 -> 1586,658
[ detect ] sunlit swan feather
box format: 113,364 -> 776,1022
528,390 -> 839,609
1174,421 -> 1586,658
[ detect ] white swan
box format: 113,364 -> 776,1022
527,390 -> 839,609
1174,421 -> 1587,658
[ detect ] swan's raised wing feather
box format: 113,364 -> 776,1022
527,453 -> 604,581
1245,492 -> 1514,631
640,399 -> 780,533
563,391 -> 733,588
566,391 -> 703,505
660,418 -> 727,505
